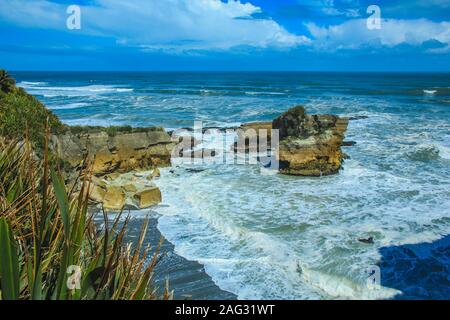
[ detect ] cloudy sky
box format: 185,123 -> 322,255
1,0 -> 449,71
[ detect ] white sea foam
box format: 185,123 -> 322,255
423,89 -> 437,95
64,118 -> 123,127
20,84 -> 133,97
437,144 -> 450,160
155,171 -> 403,300
49,102 -> 90,110
245,91 -> 285,96
299,264 -> 400,300
153,128 -> 449,300
18,81 -> 48,86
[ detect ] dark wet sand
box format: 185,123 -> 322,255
124,216 -> 237,300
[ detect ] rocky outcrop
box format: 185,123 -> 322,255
50,127 -> 176,176
233,122 -> 273,154
87,169 -> 162,211
134,187 -> 162,209
103,186 -> 126,211
273,106 -> 349,176
89,184 -> 106,203
50,127 -> 170,211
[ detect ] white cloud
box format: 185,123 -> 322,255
2,0 -> 449,54
295,0 -> 361,17
320,0 -> 360,17
0,0 -> 310,51
306,18 -> 450,52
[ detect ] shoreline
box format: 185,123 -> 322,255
123,214 -> 237,300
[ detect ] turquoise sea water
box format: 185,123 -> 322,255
13,72 -> 450,299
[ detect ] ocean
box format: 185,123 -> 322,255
13,71 -> 450,300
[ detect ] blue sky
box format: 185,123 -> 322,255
1,0 -> 449,71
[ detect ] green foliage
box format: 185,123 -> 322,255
0,139 -> 172,300
0,218 -> 20,300
0,84 -> 66,151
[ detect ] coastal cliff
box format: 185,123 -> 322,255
51,127 -> 176,175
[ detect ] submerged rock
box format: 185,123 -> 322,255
349,115 -> 369,120
358,236 -> 374,244
273,106 -> 349,176
342,141 -> 356,146
185,168 -> 206,173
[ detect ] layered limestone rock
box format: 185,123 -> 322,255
89,184 -> 106,203
50,127 -> 176,176
273,106 -> 349,176
233,122 -> 273,154
55,105 -> 349,212
102,186 -> 126,211
50,128 -> 171,211
134,187 -> 162,209
87,169 -> 162,211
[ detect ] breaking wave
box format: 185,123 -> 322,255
406,144 -> 442,162
18,83 -> 133,97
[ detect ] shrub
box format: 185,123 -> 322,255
0,84 -> 66,152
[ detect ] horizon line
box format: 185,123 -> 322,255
8,70 -> 450,74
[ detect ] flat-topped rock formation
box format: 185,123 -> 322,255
51,127 -> 176,175
234,106 -> 349,176
273,106 -> 349,176
233,121 -> 273,154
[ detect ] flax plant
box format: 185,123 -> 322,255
0,130 -> 172,300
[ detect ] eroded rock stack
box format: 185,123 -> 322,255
273,106 -> 349,176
